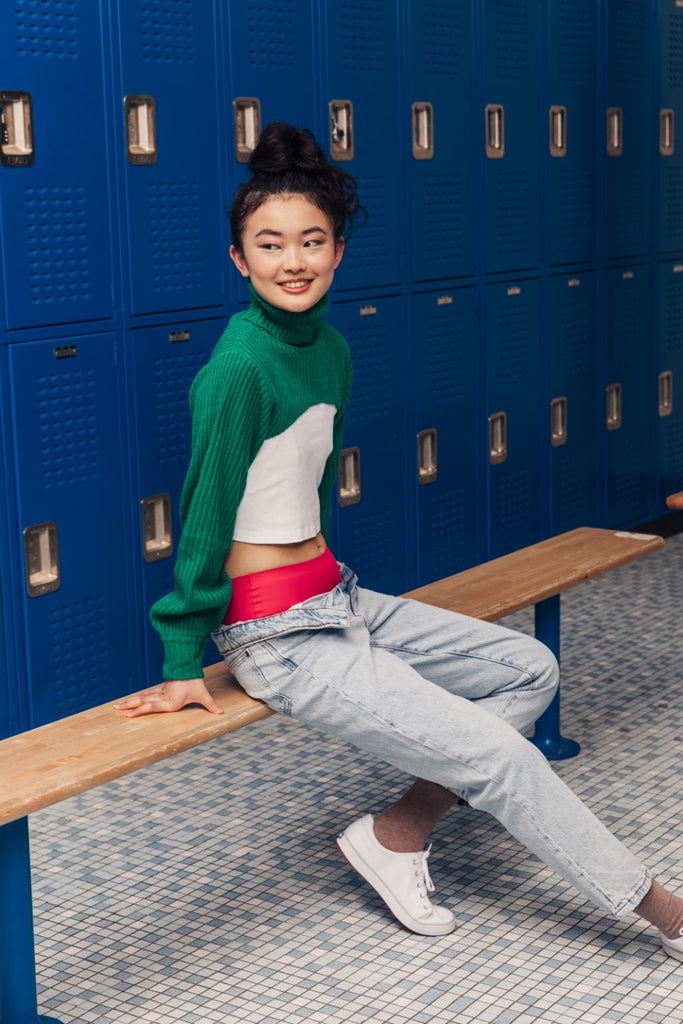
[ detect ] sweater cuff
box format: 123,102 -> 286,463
161,636 -> 208,682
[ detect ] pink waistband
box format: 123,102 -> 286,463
223,547 -> 342,625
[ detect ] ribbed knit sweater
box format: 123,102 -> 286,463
150,285 -> 353,681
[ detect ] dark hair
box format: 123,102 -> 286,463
230,122 -> 363,251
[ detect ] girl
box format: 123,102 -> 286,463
116,123 -> 683,958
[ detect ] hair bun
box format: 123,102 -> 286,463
248,122 -> 326,177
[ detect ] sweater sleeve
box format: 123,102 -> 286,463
318,331 -> 353,545
150,352 -> 272,680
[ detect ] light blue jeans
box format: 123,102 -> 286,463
212,563 -> 651,917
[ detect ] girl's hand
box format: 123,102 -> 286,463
114,678 -> 224,718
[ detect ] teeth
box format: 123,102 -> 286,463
280,281 -> 310,289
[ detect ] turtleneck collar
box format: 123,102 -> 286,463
248,281 -> 330,346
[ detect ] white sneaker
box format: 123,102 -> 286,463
661,927 -> 683,961
337,815 -> 456,936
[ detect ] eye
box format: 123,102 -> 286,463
258,242 -> 280,251
304,238 -> 324,248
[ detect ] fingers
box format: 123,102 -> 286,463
114,682 -> 224,718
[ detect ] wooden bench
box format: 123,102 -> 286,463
666,491 -> 683,510
0,526 -> 664,1024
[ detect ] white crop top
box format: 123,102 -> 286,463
232,403 -> 336,543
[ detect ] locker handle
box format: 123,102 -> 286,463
125,95 -> 158,165
233,97 -> 262,163
141,493 -> 173,562
659,371 -> 673,417
338,447 -> 361,506
489,412 -> 507,464
660,109 -> 675,156
417,429 -> 438,484
0,91 -> 34,167
551,397 -> 568,447
412,102 -> 434,159
549,106 -> 567,158
330,101 -> 354,161
23,522 -> 61,597
606,383 -> 622,431
485,104 -> 505,158
607,107 -> 623,156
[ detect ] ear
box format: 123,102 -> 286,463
229,245 -> 250,278
333,237 -> 345,270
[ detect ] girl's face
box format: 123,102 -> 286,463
230,194 -> 344,313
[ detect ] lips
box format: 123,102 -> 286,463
278,279 -> 313,291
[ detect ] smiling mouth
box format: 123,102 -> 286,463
278,280 -> 313,290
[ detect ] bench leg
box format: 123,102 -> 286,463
530,595 -> 581,761
0,818 -> 63,1024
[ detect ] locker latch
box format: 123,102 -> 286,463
549,106 -> 567,158
0,91 -> 34,167
141,493 -> 173,562
338,447 -> 361,506
660,109 -> 675,157
606,108 -> 623,157
23,522 -> 61,597
485,104 -> 504,159
234,98 -> 262,163
659,371 -> 673,418
551,397 -> 568,447
606,384 -> 622,431
330,101 -> 354,161
412,102 -> 434,160
489,412 -> 507,464
417,429 -> 438,484
125,95 -> 158,165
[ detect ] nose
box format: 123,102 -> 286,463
282,245 -> 305,272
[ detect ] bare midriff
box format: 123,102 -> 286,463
224,532 -> 327,579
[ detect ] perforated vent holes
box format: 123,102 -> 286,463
341,1 -> 385,73
667,14 -> 683,89
423,1 -> 462,76
148,182 -> 203,293
246,0 -> 295,69
613,2 -> 648,88
15,0 -> 79,60
140,0 -> 195,63
557,288 -> 591,375
346,322 -> 391,422
25,186 -> 91,307
50,595 -> 109,717
425,308 -> 467,404
154,350 -> 205,464
424,172 -> 465,265
557,0 -> 592,83
493,0 -> 530,80
36,368 -> 99,487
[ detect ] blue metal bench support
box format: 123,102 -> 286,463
0,817 -> 63,1024
530,595 -> 581,761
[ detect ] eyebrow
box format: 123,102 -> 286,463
253,226 -> 330,239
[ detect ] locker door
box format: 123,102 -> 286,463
127,319 -> 222,684
604,265 -> 655,525
481,0 -> 541,274
322,0 -> 402,293
116,0 -> 225,317
329,295 -> 409,595
486,278 -> 545,557
406,0 -> 476,282
657,261 -> 683,502
604,0 -> 653,261
412,288 -> 483,587
545,0 -> 598,267
547,272 -> 601,533
7,334 -> 133,726
657,0 -> 683,256
0,2 -> 116,331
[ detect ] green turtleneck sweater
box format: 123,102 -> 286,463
150,286 -> 353,680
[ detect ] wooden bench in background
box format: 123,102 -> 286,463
0,526 -> 664,1024
667,491 -> 683,510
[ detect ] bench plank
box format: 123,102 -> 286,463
0,527 -> 663,829
403,527 -> 663,620
0,666 -> 273,827
667,491 -> 683,510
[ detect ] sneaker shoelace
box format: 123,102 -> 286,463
412,844 -> 436,910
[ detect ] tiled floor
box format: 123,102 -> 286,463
32,532 -> 683,1023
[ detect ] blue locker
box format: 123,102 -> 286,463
544,0 -> 598,267
547,271 -> 601,533
126,319 -> 223,684
321,0 -> 402,293
6,333 -> 134,726
329,295 -> 409,595
604,264 -> 656,525
224,0 -> 318,306
405,0 -> 476,282
114,0 -> 225,318
485,277 -> 545,557
656,0 -> 683,256
412,287 -> 483,587
604,0 -> 653,261
656,260 -> 683,501
481,0 -> 541,274
0,346 -> 23,738
0,1 -> 116,332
